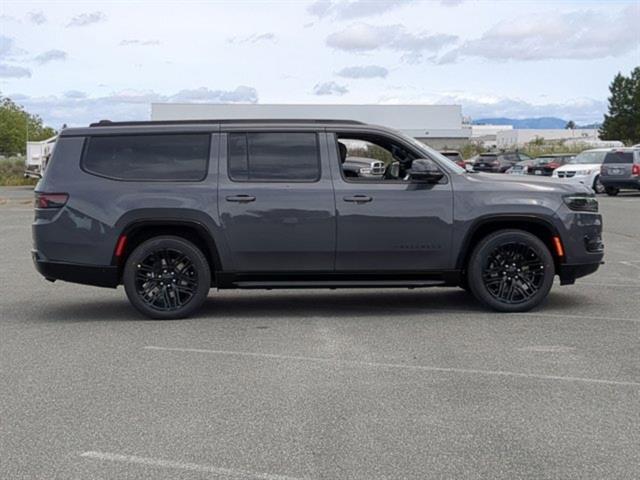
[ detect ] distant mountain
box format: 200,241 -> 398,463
471,117 -> 600,129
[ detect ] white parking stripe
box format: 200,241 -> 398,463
80,451 -> 303,480
143,346 -> 640,387
495,311 -> 640,323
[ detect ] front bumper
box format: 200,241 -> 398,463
558,262 -> 602,285
32,250 -> 119,288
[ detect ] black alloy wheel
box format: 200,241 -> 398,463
468,230 -> 555,312
123,236 -> 210,319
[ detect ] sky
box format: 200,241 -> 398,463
1,0 -> 638,128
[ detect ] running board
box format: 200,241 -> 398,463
232,280 -> 446,289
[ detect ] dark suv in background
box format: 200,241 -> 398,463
600,148 -> 640,196
33,119 -> 604,319
473,152 -> 532,173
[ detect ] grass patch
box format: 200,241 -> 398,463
0,157 -> 38,186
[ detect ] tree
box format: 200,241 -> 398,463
565,120 -> 576,129
0,95 -> 57,156
600,67 -> 640,145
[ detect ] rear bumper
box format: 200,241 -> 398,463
600,177 -> 640,189
32,250 -> 119,288
558,262 -> 602,286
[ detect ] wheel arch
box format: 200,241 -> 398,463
456,215 -> 563,274
113,215 -> 223,283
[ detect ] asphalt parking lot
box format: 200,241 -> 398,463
1,186 -> 639,480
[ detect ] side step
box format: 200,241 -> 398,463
232,280 -> 446,289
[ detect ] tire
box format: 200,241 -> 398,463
605,187 -> 619,196
593,175 -> 605,194
123,236 -> 211,319
467,230 -> 555,312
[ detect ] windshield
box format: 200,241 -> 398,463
399,134 -> 466,173
569,151 -> 608,165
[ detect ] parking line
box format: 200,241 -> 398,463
80,451 -> 303,480
143,346 -> 640,387
495,311 -> 640,323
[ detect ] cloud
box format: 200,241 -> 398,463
379,90 -> 606,123
28,11 -> 47,24
34,49 -> 67,64
0,64 -> 31,78
440,0 -> 465,6
313,81 -> 348,95
308,0 -> 415,20
437,4 -> 640,63
326,23 -> 457,58
227,33 -> 276,44
0,35 -> 26,59
8,86 -> 259,127
66,11 -> 106,27
336,65 -> 388,78
119,39 -> 161,46
169,86 -> 258,103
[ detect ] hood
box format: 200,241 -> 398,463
463,172 -> 593,195
554,163 -> 601,172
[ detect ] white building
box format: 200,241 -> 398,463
470,124 -> 513,148
151,103 -> 471,149
496,129 -> 600,148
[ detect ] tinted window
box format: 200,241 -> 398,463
228,132 -> 320,181
603,151 -> 633,164
84,134 -> 209,181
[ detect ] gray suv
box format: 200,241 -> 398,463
600,148 -> 640,196
33,119 -> 604,319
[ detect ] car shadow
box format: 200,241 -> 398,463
33,287 -> 588,323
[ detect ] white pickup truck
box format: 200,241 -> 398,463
25,136 -> 57,179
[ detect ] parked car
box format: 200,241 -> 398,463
439,150 -> 465,168
599,148 -> 640,196
528,154 -> 575,176
506,159 -> 539,175
473,152 -> 532,173
342,156 -> 386,179
552,148 -> 610,194
33,119 -> 603,319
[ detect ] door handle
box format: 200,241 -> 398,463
225,194 -> 256,203
343,195 -> 372,204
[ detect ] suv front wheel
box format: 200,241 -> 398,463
467,230 -> 555,312
123,236 -> 211,319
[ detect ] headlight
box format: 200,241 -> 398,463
359,167 -> 372,174
563,195 -> 598,212
576,169 -> 593,176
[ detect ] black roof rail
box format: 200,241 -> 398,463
89,118 -> 367,127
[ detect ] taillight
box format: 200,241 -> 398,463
492,161 -> 500,166
632,164 -> 640,176
35,192 -> 68,209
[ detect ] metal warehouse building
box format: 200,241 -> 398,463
151,103 -> 471,149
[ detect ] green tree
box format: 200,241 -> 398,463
600,67 -> 640,145
0,95 -> 57,156
565,120 -> 576,129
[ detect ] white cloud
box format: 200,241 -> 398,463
9,86 -> 259,127
28,11 -> 47,24
438,4 -> 640,63
227,33 -> 276,44
0,64 -> 31,78
119,39 -> 161,46
34,49 -> 67,64
337,65 -> 388,78
313,81 -> 349,95
326,23 -> 457,57
66,11 -> 106,28
308,0 -> 416,20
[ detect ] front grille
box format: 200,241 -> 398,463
558,171 -> 576,178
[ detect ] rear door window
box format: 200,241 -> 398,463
83,134 -> 210,181
228,132 -> 320,182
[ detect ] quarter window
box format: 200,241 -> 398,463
228,132 -> 320,182
83,134 -> 209,181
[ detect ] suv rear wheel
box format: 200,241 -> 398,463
467,230 -> 555,312
123,236 -> 211,319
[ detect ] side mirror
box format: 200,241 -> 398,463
407,159 -> 445,184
